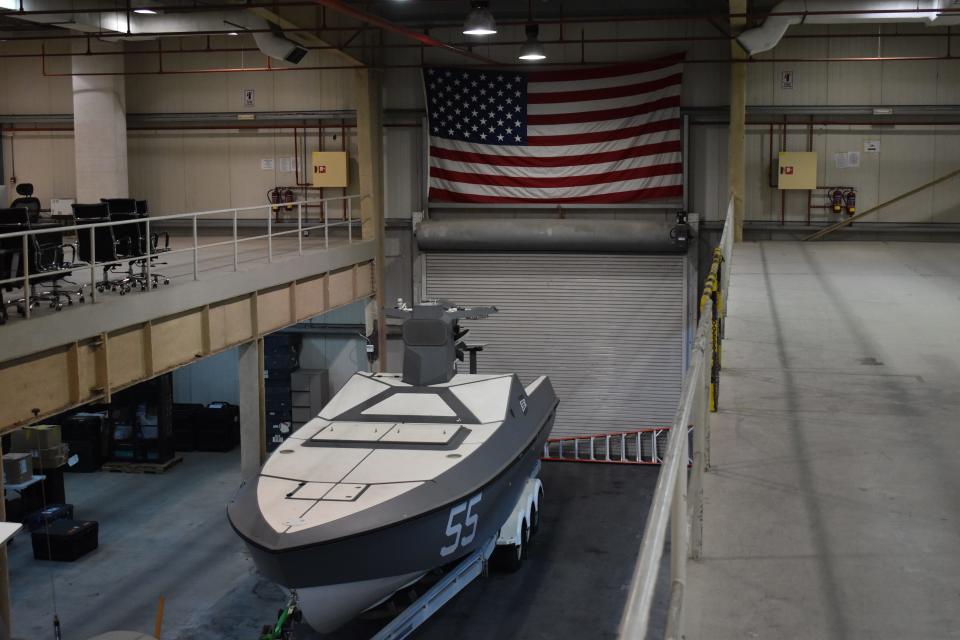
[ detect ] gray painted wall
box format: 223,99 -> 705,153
172,347 -> 240,406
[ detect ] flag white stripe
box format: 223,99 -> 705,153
430,129 -> 681,158
528,108 -> 679,137
526,83 -> 681,115
528,63 -> 683,94
431,152 -> 682,179
430,173 -> 683,200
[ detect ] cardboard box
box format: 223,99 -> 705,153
311,151 -> 349,188
32,444 -> 69,470
11,425 -> 62,452
3,452 -> 34,485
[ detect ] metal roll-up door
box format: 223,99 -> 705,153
424,253 -> 687,437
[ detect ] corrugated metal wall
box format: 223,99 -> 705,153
424,253 -> 686,437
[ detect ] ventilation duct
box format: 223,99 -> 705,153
0,1 -> 308,64
737,0 -> 959,56
253,22 -> 307,64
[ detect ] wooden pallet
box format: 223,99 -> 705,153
102,456 -> 183,475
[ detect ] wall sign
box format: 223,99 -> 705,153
834,151 -> 860,169
864,140 -> 881,153
261,158 -> 275,171
243,89 -> 255,107
780,70 -> 794,90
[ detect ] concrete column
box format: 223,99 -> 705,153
238,339 -> 266,480
72,42 -> 128,202
728,1 -> 748,242
355,68 -> 387,370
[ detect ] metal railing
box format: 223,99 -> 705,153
618,197 -> 735,640
0,194 -> 363,320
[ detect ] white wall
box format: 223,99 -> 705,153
3,22 -> 960,222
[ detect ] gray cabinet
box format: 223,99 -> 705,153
290,369 -> 329,432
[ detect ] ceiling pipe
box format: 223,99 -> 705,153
0,27 -> 954,48
0,1 -> 312,63
3,7 -> 960,42
738,0 -> 960,55
310,0 -> 498,64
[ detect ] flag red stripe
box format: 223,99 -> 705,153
527,95 -> 681,126
528,119 -> 679,146
526,53 -> 686,83
428,185 -> 683,204
429,140 -> 681,168
431,163 -> 682,189
527,74 -> 682,105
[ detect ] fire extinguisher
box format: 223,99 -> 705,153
831,189 -> 844,214
268,187 -> 281,215
283,188 -> 295,212
844,190 -> 856,216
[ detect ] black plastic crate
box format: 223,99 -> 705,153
24,504 -> 74,532
173,428 -> 196,452
195,429 -> 237,452
32,519 -> 98,561
64,439 -> 103,473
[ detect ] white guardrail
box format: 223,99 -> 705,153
618,198 -> 735,639
0,195 -> 363,320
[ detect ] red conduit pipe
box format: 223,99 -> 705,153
40,54 -> 960,76
1,30 -> 956,51
310,0 -> 497,65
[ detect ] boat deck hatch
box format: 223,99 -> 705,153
380,424 -> 464,445
310,422 -> 395,443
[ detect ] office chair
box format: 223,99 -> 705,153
0,208 -> 77,317
0,213 -> 26,324
74,202 -> 136,295
104,200 -> 169,290
135,200 -> 170,256
11,184 -> 41,224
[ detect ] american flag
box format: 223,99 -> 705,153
424,54 -> 685,204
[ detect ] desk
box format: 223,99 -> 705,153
0,522 -> 23,545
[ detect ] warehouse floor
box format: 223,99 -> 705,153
9,453 -> 665,640
684,241 -> 960,640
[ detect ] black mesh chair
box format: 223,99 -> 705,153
74,202 -> 136,294
135,200 -> 169,255
11,184 -> 41,224
103,199 -> 169,290
0,207 -> 77,318
0,214 -> 26,324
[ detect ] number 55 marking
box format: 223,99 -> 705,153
440,493 -> 482,557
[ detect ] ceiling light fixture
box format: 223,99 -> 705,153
227,31 -> 239,36
133,8 -> 157,14
518,23 -> 545,61
462,0 -> 496,36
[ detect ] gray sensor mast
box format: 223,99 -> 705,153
387,302 -> 497,386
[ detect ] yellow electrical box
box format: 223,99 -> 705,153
311,151 -> 349,188
777,151 -> 818,190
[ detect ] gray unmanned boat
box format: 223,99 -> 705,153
228,303 -> 559,632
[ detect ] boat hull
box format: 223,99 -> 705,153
229,374 -> 558,632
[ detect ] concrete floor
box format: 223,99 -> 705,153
9,454 -> 665,640
1,224 -> 352,327
684,242 -> 960,640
